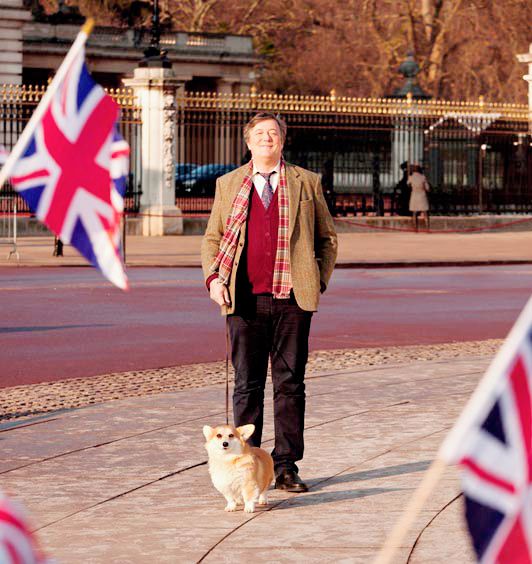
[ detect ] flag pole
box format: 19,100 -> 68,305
439,292 -> 532,460
0,18 -> 95,188
373,457 -> 447,564
375,294 -> 532,563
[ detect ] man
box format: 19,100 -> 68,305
201,112 -> 337,492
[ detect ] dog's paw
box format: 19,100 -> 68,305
224,501 -> 237,512
258,494 -> 268,505
244,501 -> 255,513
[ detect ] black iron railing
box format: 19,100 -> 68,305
174,90 -> 531,216
0,84 -> 143,214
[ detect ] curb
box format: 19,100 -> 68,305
2,260 -> 531,269
334,260 -> 532,269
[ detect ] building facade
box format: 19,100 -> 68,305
0,0 -> 261,93
0,0 -> 32,84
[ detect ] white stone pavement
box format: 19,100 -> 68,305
0,356 -> 489,563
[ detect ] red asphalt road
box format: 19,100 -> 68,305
0,265 -> 531,388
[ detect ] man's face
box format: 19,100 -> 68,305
246,119 -> 283,163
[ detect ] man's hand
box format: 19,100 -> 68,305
209,278 -> 231,307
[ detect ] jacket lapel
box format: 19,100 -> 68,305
286,164 -> 302,239
222,165 -> 249,240
225,166 -> 248,207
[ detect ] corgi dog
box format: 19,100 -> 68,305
203,423 -> 274,513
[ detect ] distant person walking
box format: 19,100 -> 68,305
408,164 -> 430,231
393,161 -> 410,216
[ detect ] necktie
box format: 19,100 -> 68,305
258,172 -> 275,209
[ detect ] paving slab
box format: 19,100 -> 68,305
0,356 -> 489,563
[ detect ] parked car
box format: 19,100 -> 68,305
177,163 -> 237,196
175,164 -> 198,188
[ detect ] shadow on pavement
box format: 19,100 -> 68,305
308,460 -> 432,492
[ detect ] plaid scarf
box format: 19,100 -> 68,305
210,159 -> 292,299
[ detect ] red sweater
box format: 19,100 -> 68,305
207,187 -> 278,293
245,187 -> 279,294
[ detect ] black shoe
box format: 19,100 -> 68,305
275,470 -> 308,493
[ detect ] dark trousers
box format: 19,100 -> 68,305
228,294 -> 313,475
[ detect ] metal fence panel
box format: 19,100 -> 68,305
175,91 -> 531,216
0,84 -> 142,214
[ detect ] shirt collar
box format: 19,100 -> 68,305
252,161 -> 281,177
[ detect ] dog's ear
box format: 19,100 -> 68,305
236,424 -> 255,441
203,425 -> 214,441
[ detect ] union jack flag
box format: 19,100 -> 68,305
8,47 -> 129,289
0,491 -> 50,563
441,298 -> 532,563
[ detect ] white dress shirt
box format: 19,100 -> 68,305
251,161 -> 281,199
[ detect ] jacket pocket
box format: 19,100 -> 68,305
298,199 -> 315,231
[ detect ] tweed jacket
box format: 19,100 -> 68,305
201,162 -> 338,315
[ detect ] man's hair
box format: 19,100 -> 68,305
244,112 -> 287,143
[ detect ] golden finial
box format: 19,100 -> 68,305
250,84 -> 257,108
82,18 -> 95,36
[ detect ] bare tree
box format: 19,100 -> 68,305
55,0 -> 531,102
166,0 -> 219,32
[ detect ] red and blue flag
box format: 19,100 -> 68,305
441,299 -> 532,562
0,491 -> 51,563
8,47 -> 129,289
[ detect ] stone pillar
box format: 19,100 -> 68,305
0,0 -> 31,84
123,67 -> 184,235
173,76 -> 189,167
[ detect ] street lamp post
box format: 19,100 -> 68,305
123,0 -> 182,235
140,0 -> 171,68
